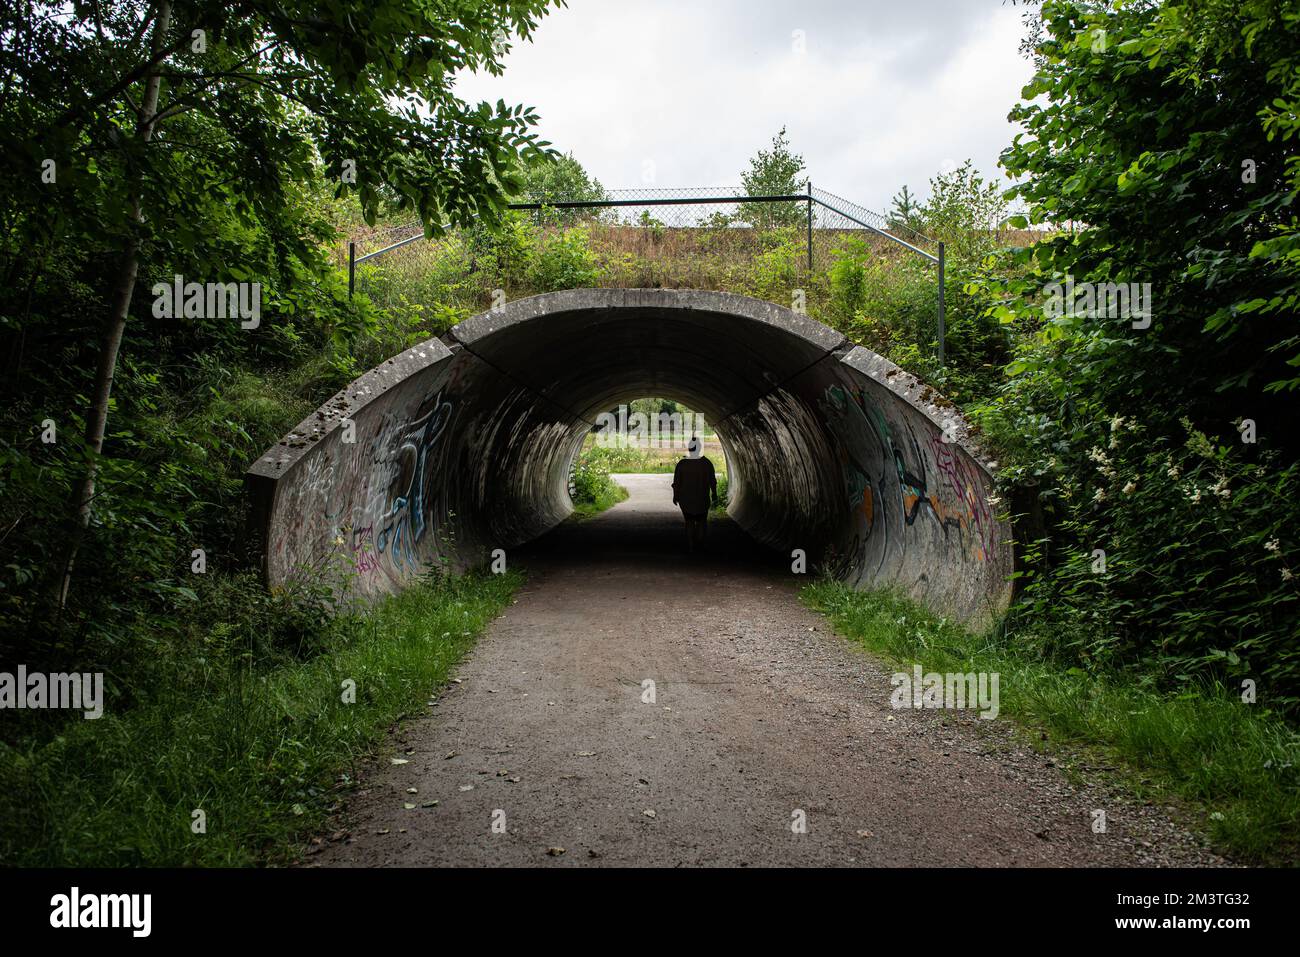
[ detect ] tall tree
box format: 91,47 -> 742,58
921,161 -> 1008,263
514,150 -> 607,226
997,0 -> 1299,418
0,0 -> 563,612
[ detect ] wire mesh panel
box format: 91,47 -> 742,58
350,188 -> 816,301
345,186 -> 946,361
811,186 -> 935,251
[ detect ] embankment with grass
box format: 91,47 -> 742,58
0,570 -> 521,867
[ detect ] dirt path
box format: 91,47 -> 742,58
307,474 -> 1223,867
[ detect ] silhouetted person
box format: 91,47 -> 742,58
672,435 -> 717,553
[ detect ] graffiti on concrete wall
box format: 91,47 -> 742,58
926,432 -> 993,563
820,382 -> 992,566
372,388 -> 455,577
348,524 -> 380,576
817,383 -> 886,580
275,374 -> 459,593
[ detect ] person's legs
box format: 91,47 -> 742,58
688,515 -> 706,551
681,510 -> 705,552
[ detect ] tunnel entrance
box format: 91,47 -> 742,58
558,395 -> 740,564
574,396 -> 725,515
514,472 -> 780,581
247,289 -> 1012,628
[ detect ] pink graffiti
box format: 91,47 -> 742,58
928,433 -> 993,562
349,524 -> 379,575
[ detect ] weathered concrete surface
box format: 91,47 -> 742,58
246,289 -> 1012,626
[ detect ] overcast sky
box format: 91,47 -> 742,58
454,0 -> 1036,214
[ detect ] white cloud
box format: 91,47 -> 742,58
454,0 -> 1034,212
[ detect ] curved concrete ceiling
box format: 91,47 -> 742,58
246,289 -> 1012,627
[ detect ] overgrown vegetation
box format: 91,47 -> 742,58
0,0 -> 554,866
0,569 -> 522,866
1,0 -> 560,677
568,450 -> 628,520
349,147 -> 1018,405
576,439 -> 728,478
711,474 -> 730,518
963,0 -> 1300,711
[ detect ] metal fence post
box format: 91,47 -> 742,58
936,241 -> 946,366
345,190 -> 934,315
806,180 -> 813,272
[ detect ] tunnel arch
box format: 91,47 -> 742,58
246,289 -> 1012,627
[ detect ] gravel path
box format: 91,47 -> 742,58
306,474 -> 1224,867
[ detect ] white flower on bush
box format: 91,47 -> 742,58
1284,568 -> 1294,582
1093,486 -> 1106,503
1087,446 -> 1116,479
1210,474 -> 1231,500
1122,479 -> 1138,495
1265,538 -> 1280,554
1110,415 -> 1125,433
1187,485 -> 1203,504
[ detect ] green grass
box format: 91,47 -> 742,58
579,440 -> 729,478
570,473 -> 629,520
709,473 -> 730,519
0,569 -> 522,867
801,580 -> 1300,865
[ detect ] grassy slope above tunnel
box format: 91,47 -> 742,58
246,288 -> 1011,628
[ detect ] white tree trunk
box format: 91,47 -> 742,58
56,0 -> 174,613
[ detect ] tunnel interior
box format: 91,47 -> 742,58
248,289 -> 1012,627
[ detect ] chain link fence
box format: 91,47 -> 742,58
346,185 -> 947,361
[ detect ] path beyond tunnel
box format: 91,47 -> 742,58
516,473 -> 784,573
247,289 -> 1011,627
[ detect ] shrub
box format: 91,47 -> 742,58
529,227 -> 601,291
982,406 -> 1300,712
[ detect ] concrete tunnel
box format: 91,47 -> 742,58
245,288 -> 1013,628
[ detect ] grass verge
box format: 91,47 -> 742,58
0,569 -> 522,867
570,473 -> 629,521
801,580 -> 1300,865
709,474 -> 730,520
